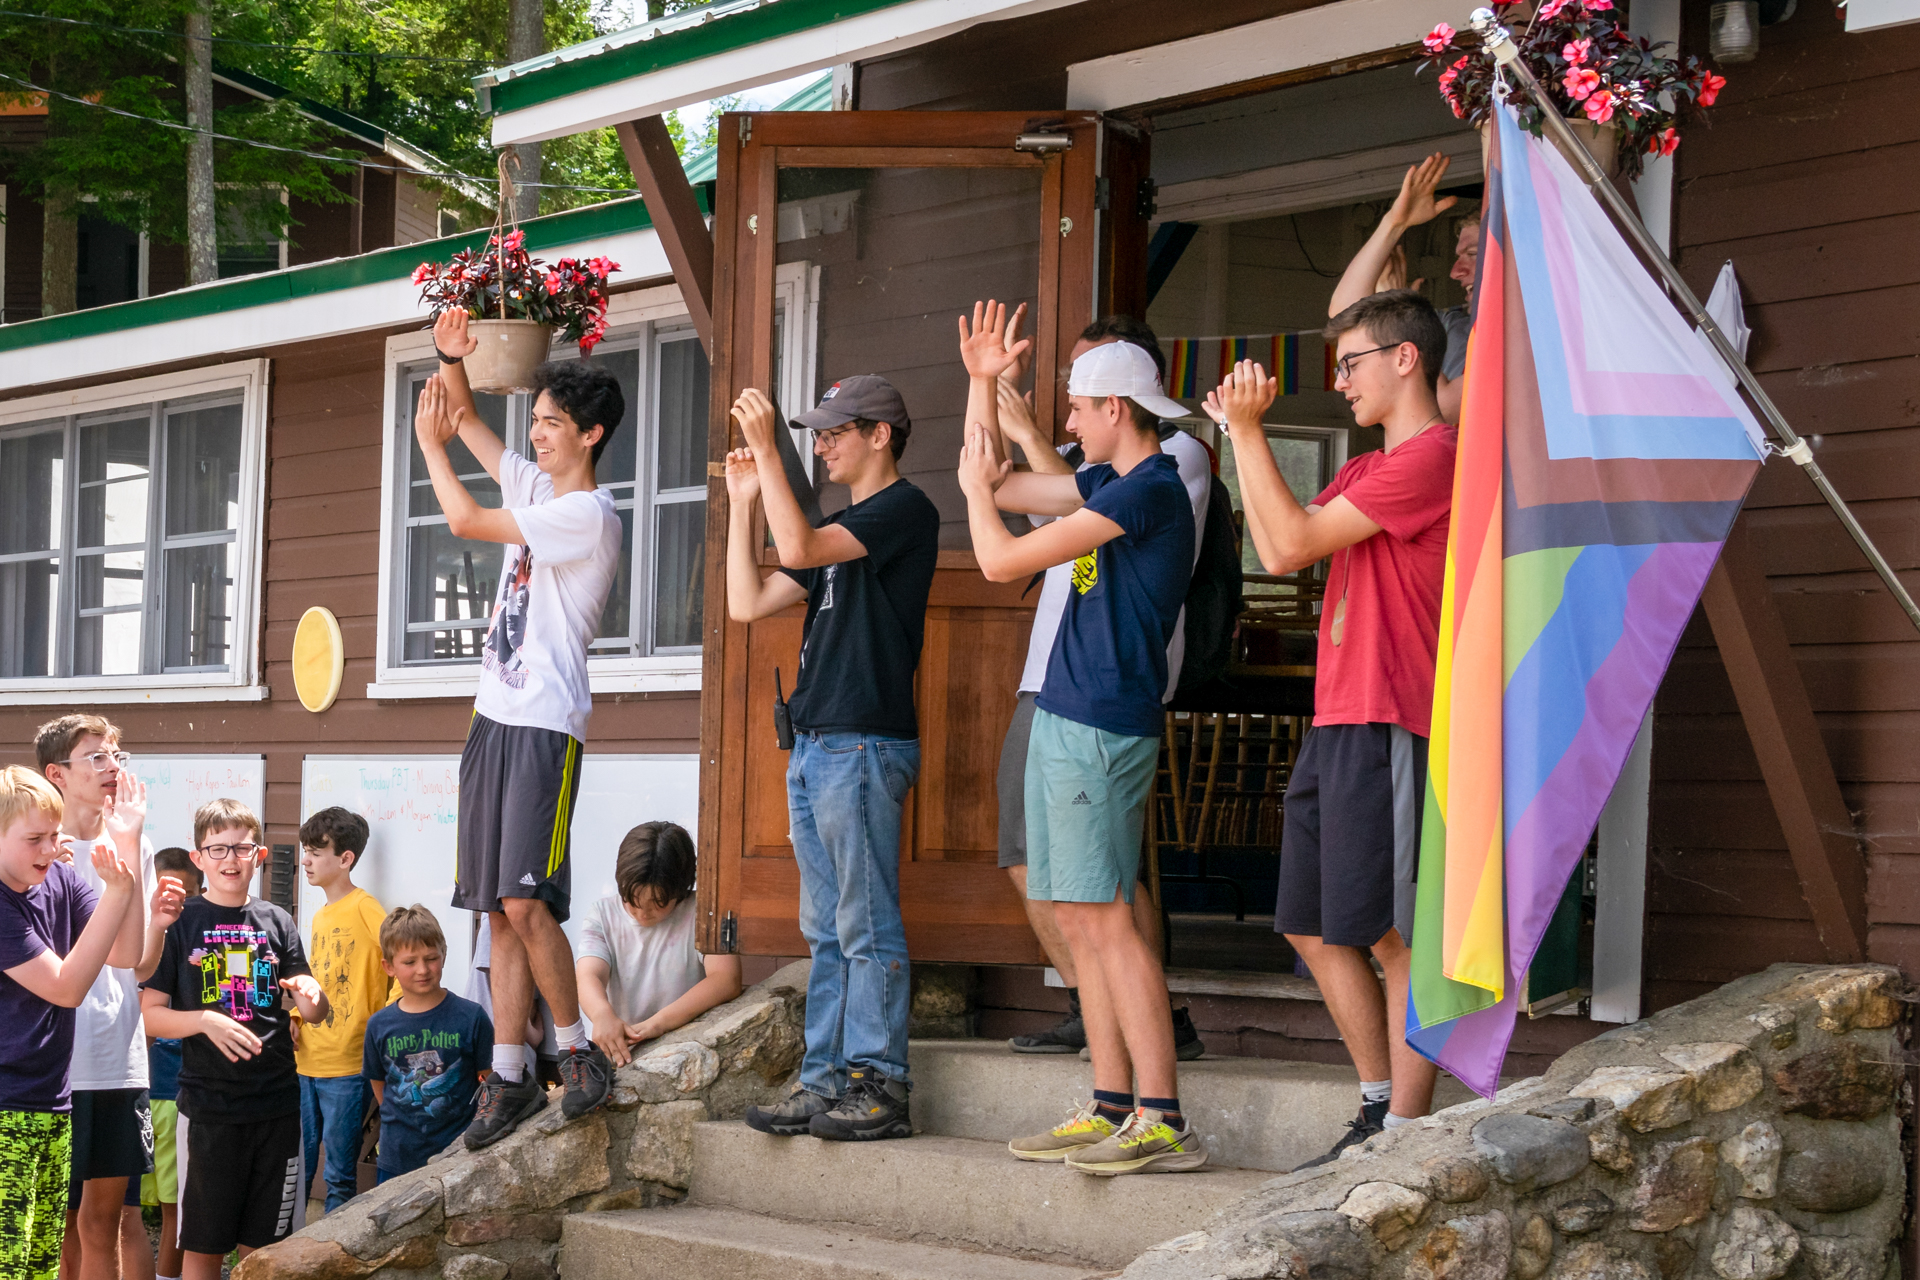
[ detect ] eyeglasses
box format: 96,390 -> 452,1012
198,842 -> 261,862
1333,344 -> 1399,382
810,424 -> 857,446
67,750 -> 131,773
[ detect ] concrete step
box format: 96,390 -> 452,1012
561,1206 -> 1106,1280
907,1039 -> 1479,1173
689,1121 -> 1271,1270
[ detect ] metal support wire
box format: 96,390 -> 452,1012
1468,8 -> 1920,638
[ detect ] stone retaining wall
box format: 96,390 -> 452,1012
1126,964 -> 1910,1280
232,961 -> 810,1280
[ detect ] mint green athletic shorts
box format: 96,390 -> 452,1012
1022,708 -> 1158,904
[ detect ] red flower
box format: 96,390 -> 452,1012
1697,70 -> 1726,106
1583,88 -> 1616,121
1563,67 -> 1601,99
1655,126 -> 1680,156
1586,0 -> 1614,9
1423,22 -> 1456,53
1538,0 -> 1570,19
1563,37 -> 1592,65
410,263 -> 434,286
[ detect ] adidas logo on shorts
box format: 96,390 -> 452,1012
1071,791 -> 1091,805
519,872 -> 537,886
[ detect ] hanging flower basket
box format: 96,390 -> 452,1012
412,229 -> 621,395
1423,0 -> 1726,181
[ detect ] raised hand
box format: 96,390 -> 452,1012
958,300 -> 1031,382
200,1010 -> 265,1062
150,875 -> 186,933
723,447 -> 761,506
1211,359 -> 1279,432
434,307 -> 479,360
1388,152 -> 1459,230
1000,300 -> 1034,386
958,422 -> 1012,499
729,388 -> 778,454
90,844 -> 136,897
102,768 -> 147,854
997,378 -> 1040,440
414,375 -> 465,450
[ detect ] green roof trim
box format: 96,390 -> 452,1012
680,71 -> 832,183
0,193 -> 687,355
488,0 -> 911,118
215,64 -> 389,149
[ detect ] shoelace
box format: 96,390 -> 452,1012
1056,1101 -> 1102,1134
471,1076 -> 507,1121
561,1049 -> 609,1093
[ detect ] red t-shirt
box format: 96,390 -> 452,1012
1309,425 -> 1458,738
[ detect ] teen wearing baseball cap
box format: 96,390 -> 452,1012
958,308 -> 1205,1177
725,376 -> 938,1144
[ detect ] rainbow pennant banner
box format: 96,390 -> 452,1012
1166,331 -> 1332,399
1407,103 -> 1765,1096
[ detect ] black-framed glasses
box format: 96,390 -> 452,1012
1333,344 -> 1399,382
68,750 -> 131,773
199,842 -> 261,862
810,423 -> 858,447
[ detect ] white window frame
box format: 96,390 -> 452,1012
367,263 -> 819,700
0,359 -> 271,705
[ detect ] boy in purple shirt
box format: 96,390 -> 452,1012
0,766 -> 159,1280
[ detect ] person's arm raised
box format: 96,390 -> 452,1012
732,389 -> 868,570
1209,361 -> 1382,574
432,309 -> 506,481
959,423 -> 1122,582
958,299 -> 1031,468
723,448 -> 813,623
415,375 -> 528,546
1328,153 -> 1458,317
5,847 -> 138,1007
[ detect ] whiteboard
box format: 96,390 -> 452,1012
298,754 -> 701,996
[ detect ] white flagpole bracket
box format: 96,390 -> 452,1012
1467,8 -> 1920,637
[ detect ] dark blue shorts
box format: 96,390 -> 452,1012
1274,723 -> 1428,948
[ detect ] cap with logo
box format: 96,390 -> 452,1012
791,375 -> 913,437
1067,342 -> 1190,422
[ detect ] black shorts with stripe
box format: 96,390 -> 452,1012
453,712 -> 583,924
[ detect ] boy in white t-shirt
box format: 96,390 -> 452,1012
576,822 -> 742,1066
418,308 -> 625,1147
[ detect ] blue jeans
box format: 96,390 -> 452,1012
788,730 -> 920,1096
299,1074 -> 371,1212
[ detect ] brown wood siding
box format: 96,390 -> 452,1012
1650,0 -> 1920,1008
0,328 -> 697,884
394,176 -> 439,246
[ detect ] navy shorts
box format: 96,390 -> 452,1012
1275,723 -> 1427,948
453,713 -> 583,924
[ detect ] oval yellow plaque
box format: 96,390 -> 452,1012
292,606 -> 344,713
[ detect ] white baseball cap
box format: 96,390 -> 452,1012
1067,341 -> 1190,422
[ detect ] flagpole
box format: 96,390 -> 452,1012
1468,8 -> 1920,637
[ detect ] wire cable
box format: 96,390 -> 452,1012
0,8 -> 490,63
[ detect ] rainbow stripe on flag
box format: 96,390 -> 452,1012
1407,104 -> 1765,1096
1166,332 -> 1329,399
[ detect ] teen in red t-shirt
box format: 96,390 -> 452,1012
1211,289 -> 1457,1168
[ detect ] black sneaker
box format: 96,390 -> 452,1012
558,1045 -> 613,1120
1293,1099 -> 1390,1170
464,1074 -> 547,1150
1010,991 -> 1085,1054
808,1069 -> 912,1142
744,1083 -> 838,1136
1173,1006 -> 1207,1062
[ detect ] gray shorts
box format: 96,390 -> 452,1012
996,692 -> 1040,869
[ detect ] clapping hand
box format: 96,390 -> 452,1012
958,300 -> 1031,382
1205,360 -> 1279,433
434,307 -> 479,361
414,375 -> 467,450
729,388 -> 779,454
150,875 -> 186,933
1000,301 -> 1033,386
958,422 -> 1012,499
90,844 -> 136,897
1389,152 -> 1458,231
102,769 -> 147,854
201,1010 -> 265,1063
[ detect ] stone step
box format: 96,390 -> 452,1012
688,1121 -> 1271,1269
907,1039 -> 1479,1173
560,1206 -> 1106,1280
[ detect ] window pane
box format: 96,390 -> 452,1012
405,524 -> 499,662
587,347 -> 640,487
595,506 -> 635,647
657,338 -> 709,492
407,375 -> 505,517
0,426 -> 64,555
163,543 -> 233,670
165,404 -> 243,536
78,415 -> 151,549
73,550 -> 144,676
652,500 -> 705,650
0,560 -> 59,677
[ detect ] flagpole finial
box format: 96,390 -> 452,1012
1470,8 -> 1522,63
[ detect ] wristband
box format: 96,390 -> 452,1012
436,348 -> 464,365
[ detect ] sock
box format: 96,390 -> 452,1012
1092,1089 -> 1132,1124
1360,1079 -> 1393,1106
1139,1096 -> 1184,1129
555,1019 -> 590,1052
1383,1112 -> 1415,1129
491,1045 -> 528,1084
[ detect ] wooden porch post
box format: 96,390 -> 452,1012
616,115 -> 715,352
1700,517 -> 1869,962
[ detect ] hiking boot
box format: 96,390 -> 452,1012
744,1082 -> 838,1137
464,1073 -> 547,1150
808,1069 -> 912,1142
1008,1102 -> 1120,1163
1066,1108 -> 1209,1176
558,1045 -> 614,1120
1010,992 -> 1086,1054
1292,1099 -> 1389,1170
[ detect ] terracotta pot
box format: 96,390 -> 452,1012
463,319 -> 554,394
1479,118 -> 1624,179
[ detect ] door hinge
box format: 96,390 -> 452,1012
1136,177 -> 1158,221
1094,177 -> 1111,210
1014,131 -> 1072,154
720,910 -> 738,953
739,115 -> 752,143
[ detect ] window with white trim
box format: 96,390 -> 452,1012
0,361 -> 269,698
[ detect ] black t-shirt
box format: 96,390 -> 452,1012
143,895 -> 310,1123
780,478 -> 940,738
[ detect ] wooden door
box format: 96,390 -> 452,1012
694,110 -> 1131,962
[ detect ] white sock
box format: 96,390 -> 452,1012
1360,1079 -> 1392,1105
555,1018 -> 590,1052
492,1046 -> 528,1083
1383,1112 -> 1415,1129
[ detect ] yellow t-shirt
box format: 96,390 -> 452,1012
294,887 -> 395,1079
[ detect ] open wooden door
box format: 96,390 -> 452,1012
693,110 -> 1139,962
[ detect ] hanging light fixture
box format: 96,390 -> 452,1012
1710,0 -> 1761,61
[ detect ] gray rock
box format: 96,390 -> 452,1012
1338,1181 -> 1429,1251
1423,1155 -> 1492,1203
444,1256 -> 511,1280
1553,1192 -> 1616,1235
440,1113 -> 612,1217
1747,1006 -> 1797,1051
1780,1146 -> 1885,1213
1588,1114 -> 1636,1174
623,1099 -> 707,1189
1801,1237 -> 1888,1280
1628,1137 -> 1718,1233
619,1040 -> 721,1103
1659,1043 -> 1762,1113
1513,1214 -> 1554,1280
1257,1211 -> 1374,1280
1769,967 -> 1901,1034
1721,1122 -> 1781,1199
368,1176 -> 443,1235
1709,1206 -> 1799,1280
1530,1097 -> 1598,1124
1569,1066 -> 1695,1132
1471,1114 -> 1591,1192
1552,1241 -> 1653,1280
1407,1210 -> 1510,1280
